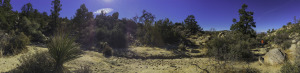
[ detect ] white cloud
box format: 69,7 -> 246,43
103,0 -> 113,3
94,8 -> 114,14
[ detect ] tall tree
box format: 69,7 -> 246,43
0,0 -> 2,6
112,12 -> 119,20
139,10 -> 155,24
50,0 -> 62,33
73,4 -> 89,31
2,0 -> 12,11
184,15 -> 202,35
230,4 -> 256,37
21,3 -> 34,17
72,4 -> 94,35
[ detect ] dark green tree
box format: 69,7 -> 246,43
112,12 -> 119,20
2,0 -> 12,11
184,15 -> 203,35
137,10 -> 156,46
73,4 -> 92,32
49,0 -> 62,34
21,3 -> 34,17
0,0 -> 2,7
230,4 -> 256,37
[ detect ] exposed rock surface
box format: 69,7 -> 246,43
263,48 -> 285,65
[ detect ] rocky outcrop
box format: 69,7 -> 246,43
262,48 -> 285,65
218,32 -> 225,38
286,40 -> 300,64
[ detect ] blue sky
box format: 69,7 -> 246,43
10,0 -> 300,32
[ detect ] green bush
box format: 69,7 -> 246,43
207,32 -> 255,61
47,34 -> 82,73
102,44 -> 113,57
19,16 -> 46,43
281,62 -> 300,73
10,51 -> 55,73
273,32 -> 290,45
4,32 -> 30,55
178,43 -> 187,51
282,40 -> 292,50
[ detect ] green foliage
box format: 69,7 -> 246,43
273,32 -> 290,45
49,0 -> 62,35
0,31 -> 10,54
72,4 -> 93,33
47,33 -> 81,73
21,3 -> 34,17
4,32 -> 30,55
184,15 -> 203,35
207,32 -> 255,61
102,44 -> 113,57
230,4 -> 256,38
92,12 -> 131,49
19,16 -> 46,42
282,40 -> 292,50
178,43 -> 187,51
10,51 -> 55,73
136,10 -> 186,47
281,62 -> 300,73
2,0 -> 12,11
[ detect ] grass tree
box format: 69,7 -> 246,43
47,33 -> 81,73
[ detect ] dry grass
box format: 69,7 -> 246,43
0,46 -> 48,72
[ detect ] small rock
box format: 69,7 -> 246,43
292,40 -> 297,44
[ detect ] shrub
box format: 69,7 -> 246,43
0,31 -> 10,57
281,62 -> 300,73
274,32 -> 290,45
282,40 -> 292,50
0,49 -> 3,57
19,16 -> 46,43
4,32 -> 30,55
207,32 -> 255,61
47,33 -> 82,73
10,51 -> 55,73
178,43 -> 187,51
102,44 -> 113,57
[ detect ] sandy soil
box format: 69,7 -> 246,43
0,46 -> 283,73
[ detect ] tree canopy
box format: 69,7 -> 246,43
230,4 -> 256,37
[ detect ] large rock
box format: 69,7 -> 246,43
218,32 -> 225,38
262,48 -> 285,65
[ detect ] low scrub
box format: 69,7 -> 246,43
207,32 -> 255,61
282,40 -> 292,50
47,33 -> 82,73
102,43 -> 113,57
10,51 -> 55,73
4,32 -> 30,55
281,62 -> 300,73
